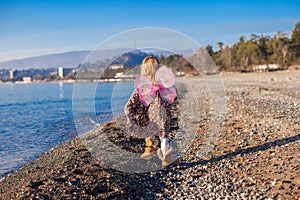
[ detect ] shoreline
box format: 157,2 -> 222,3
0,77 -> 136,84
1,68 -> 299,85
0,70 -> 299,199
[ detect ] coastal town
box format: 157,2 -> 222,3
0,67 -> 75,83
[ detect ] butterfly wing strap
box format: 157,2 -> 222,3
135,65 -> 177,106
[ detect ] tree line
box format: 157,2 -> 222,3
206,21 -> 300,72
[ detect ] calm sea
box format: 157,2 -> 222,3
0,81 -> 133,178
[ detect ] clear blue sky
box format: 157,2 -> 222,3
0,0 -> 299,61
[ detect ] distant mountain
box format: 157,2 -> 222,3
0,49 -> 132,69
108,49 -> 194,67
151,48 -> 194,57
0,48 -> 194,70
109,50 -> 149,67
0,51 -> 89,69
107,48 -> 194,67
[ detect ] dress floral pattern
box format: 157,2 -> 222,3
124,90 -> 172,138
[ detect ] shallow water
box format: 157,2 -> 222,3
0,81 -> 133,177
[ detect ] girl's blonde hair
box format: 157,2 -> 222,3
141,56 -> 160,83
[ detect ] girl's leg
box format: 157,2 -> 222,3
157,130 -> 176,167
140,134 -> 158,160
159,128 -> 170,157
159,137 -> 170,157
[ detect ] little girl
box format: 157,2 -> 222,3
124,56 -> 177,166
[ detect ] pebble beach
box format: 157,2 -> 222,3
0,70 -> 299,199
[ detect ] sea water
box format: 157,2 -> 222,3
0,81 -> 134,178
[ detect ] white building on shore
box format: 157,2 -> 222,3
110,65 -> 124,70
22,77 -> 32,83
252,64 -> 279,72
58,67 -> 73,78
9,69 -> 17,79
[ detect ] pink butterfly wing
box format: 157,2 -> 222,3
134,75 -> 155,106
155,66 -> 177,103
155,65 -> 175,88
159,86 -> 177,104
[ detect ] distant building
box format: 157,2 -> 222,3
175,71 -> 185,76
58,67 -> 73,78
9,69 -> 18,80
115,72 -> 124,78
22,77 -> 32,83
50,71 -> 58,76
110,65 -> 124,70
252,64 -> 279,72
268,64 -> 279,69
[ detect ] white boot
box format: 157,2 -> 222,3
159,137 -> 170,157
158,137 -> 179,167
